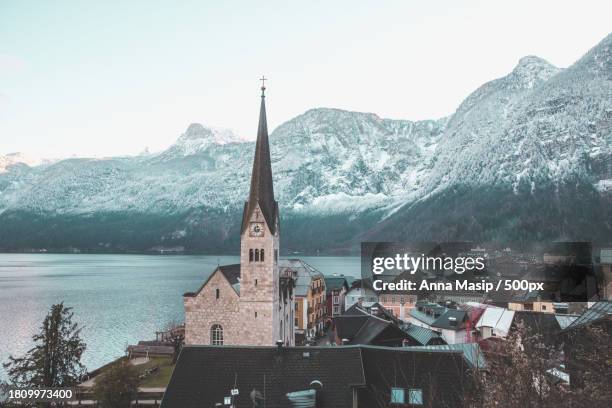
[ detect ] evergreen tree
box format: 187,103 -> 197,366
2,303 -> 86,388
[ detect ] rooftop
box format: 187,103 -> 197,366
161,345 -> 469,408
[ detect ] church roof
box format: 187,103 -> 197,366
183,264 -> 241,297
241,86 -> 278,234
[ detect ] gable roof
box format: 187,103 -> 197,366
334,315 -> 370,340
183,264 -> 241,297
241,89 -> 278,234
350,317 -> 392,345
343,303 -> 370,316
475,306 -> 515,337
324,276 -> 348,291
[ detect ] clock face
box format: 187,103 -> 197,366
249,222 -> 264,237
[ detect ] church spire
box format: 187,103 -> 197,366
241,78 -> 278,234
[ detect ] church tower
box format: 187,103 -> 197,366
238,80 -> 292,346
183,80 -> 294,347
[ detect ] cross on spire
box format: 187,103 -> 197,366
260,76 -> 267,96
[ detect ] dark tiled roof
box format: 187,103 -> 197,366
350,317 -> 391,345
162,345 -> 469,408
161,345 -> 365,408
359,347 -> 468,408
241,92 -> 278,234
324,276 -> 348,291
183,264 -> 241,297
562,301 -> 612,332
335,315 -> 370,340
432,309 -> 468,330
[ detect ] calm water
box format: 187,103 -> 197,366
0,253 -> 359,380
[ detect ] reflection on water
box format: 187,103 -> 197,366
0,253 -> 359,380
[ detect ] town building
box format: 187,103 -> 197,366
508,291 -> 556,313
183,84 -> 295,346
344,278 -> 378,310
407,301 -> 472,344
324,276 -> 348,317
378,291 -> 417,321
281,259 -> 326,343
473,304 -> 515,340
161,344 -> 471,408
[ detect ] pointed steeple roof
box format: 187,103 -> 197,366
241,81 -> 278,234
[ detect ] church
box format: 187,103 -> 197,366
183,81 -> 296,347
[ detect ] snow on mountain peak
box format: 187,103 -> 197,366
165,123 -> 247,157
509,56 -> 560,89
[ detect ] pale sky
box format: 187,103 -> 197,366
1,0 -> 611,158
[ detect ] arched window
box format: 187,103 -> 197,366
211,324 -> 223,345
255,249 -> 260,262
216,288 -> 220,299
249,249 -> 254,262
260,249 -> 265,262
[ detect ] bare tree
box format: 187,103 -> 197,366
164,321 -> 185,364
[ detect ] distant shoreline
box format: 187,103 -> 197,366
0,248 -> 358,257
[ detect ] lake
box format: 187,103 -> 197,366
0,253 -> 360,380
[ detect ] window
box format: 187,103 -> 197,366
260,249 -> 264,262
255,311 -> 258,318
249,249 -> 254,262
409,389 -> 423,405
333,296 -> 339,305
255,279 -> 258,286
255,249 -> 260,262
210,324 -> 223,345
542,305 -> 547,310
215,288 -> 220,299
333,306 -> 340,315
275,249 -> 278,261
391,388 -> 405,404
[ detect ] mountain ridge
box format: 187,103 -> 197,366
1,34 -> 611,254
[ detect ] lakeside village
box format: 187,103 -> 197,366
4,86 -> 611,408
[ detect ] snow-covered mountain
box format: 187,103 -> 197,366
0,34 -> 610,253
